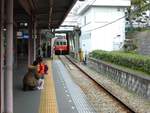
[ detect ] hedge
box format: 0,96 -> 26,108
90,50 -> 150,74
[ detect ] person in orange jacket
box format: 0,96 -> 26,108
37,58 -> 45,90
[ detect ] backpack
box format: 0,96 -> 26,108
44,65 -> 48,74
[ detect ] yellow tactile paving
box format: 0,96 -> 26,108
39,60 -> 58,113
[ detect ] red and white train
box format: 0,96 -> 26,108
53,38 -> 69,55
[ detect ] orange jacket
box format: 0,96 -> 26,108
37,63 -> 45,75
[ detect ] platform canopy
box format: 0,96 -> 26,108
14,0 -> 78,29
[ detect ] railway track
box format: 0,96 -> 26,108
59,55 -> 136,113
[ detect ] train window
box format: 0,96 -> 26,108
63,42 -> 67,45
56,42 -> 59,45
60,42 -> 63,45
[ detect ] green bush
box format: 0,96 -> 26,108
90,50 -> 150,74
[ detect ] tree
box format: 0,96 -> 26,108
126,0 -> 150,29
131,0 -> 148,15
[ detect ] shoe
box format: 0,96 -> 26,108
37,87 -> 41,90
40,87 -> 44,89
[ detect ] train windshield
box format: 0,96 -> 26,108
54,38 -> 67,45
55,41 -> 67,45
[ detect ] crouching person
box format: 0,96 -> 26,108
23,65 -> 37,91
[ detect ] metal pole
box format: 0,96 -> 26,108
30,18 -> 34,63
66,33 -> 70,54
33,21 -> 37,60
28,38 -> 31,65
28,18 -> 32,65
39,32 -> 42,57
36,29 -> 40,56
34,38 -> 36,60
28,38 -> 34,65
5,0 -> 13,112
31,39 -> 34,63
30,38 -> 34,64
0,0 -> 5,112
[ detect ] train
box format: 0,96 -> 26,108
53,38 -> 69,55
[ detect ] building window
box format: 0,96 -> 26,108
117,8 -> 121,11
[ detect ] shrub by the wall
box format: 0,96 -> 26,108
90,50 -> 150,74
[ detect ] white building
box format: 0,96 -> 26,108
77,0 -> 131,54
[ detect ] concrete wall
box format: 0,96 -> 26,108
136,31 -> 150,55
87,57 -> 150,99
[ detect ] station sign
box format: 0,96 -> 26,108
16,31 -> 29,39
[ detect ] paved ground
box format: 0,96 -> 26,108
13,58 -> 95,113
53,61 -> 79,113
38,60 -> 58,113
13,58 -> 41,113
52,60 -> 96,113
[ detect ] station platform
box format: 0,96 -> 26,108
13,58 -> 96,113
13,56 -> 150,113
